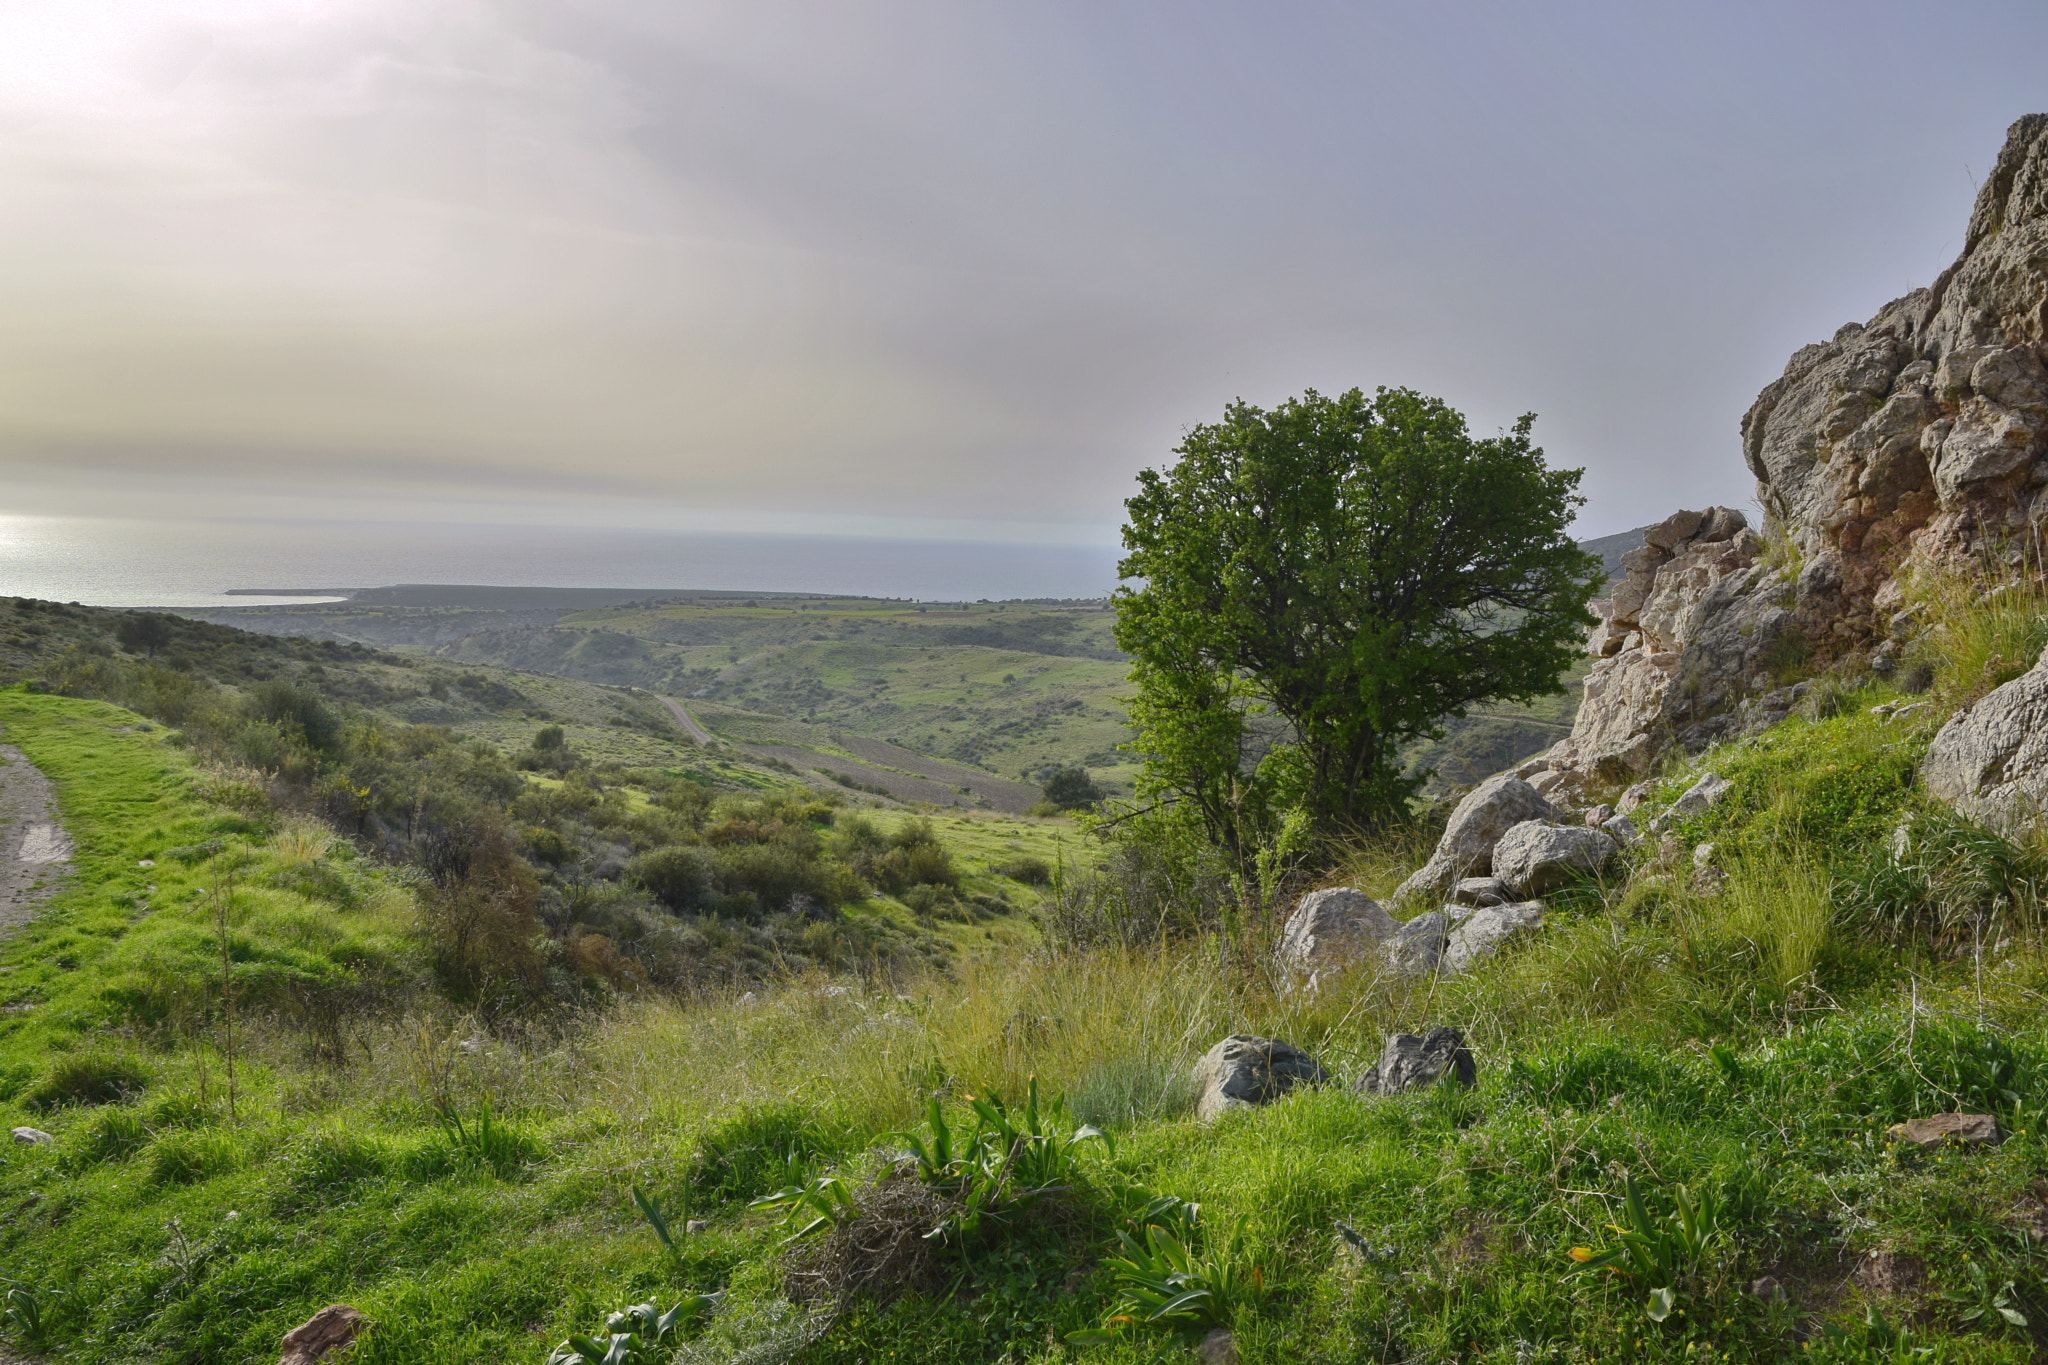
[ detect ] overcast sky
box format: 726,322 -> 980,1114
3,1 -> 2045,548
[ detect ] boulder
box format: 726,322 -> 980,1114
1648,773 -> 1732,833
1196,1327 -> 1240,1365
1442,901 -> 1545,974
1275,888 -> 1399,986
1394,775 -> 1555,904
11,1126 -> 52,1146
1887,1113 -> 2002,1148
1921,646 -> 2048,830
278,1306 -> 366,1365
1383,911 -> 1449,977
1452,876 -> 1509,907
1192,1035 -> 1328,1122
1602,813 -> 1640,846
1490,821 -> 1617,897
1354,1027 -> 1476,1095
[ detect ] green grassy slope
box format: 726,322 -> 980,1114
9,639 -> 2048,1362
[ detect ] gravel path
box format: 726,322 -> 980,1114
654,694 -> 716,746
0,737 -> 69,938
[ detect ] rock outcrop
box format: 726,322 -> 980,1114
1921,645 -> 2048,829
1532,116 -> 2048,790
1192,1035 -> 1328,1121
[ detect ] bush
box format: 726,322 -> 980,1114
24,1053 -> 151,1111
627,845 -> 714,911
691,1105 -> 843,1204
1040,766 -> 1102,811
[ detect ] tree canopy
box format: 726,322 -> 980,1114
1114,386 -> 1599,863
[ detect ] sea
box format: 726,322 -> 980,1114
0,515 -> 1124,609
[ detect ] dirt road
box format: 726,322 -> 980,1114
0,736 -> 70,937
653,694 -> 715,746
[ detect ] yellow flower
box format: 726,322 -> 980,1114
1568,1246 -> 1595,1262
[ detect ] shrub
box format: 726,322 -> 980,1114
991,856 -> 1053,886
627,845 -> 713,911
66,1110 -> 151,1168
1041,766 -> 1103,811
24,1053 -> 151,1111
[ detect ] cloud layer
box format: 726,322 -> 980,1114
4,0 -> 2045,543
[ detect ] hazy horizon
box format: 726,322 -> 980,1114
5,3 -> 2047,567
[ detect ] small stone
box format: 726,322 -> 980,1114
1584,804 -> 1614,827
1383,912 -> 1448,977
1749,1275 -> 1786,1302
278,1305 -> 366,1365
11,1126 -> 53,1146
1196,1327 -> 1239,1365
1887,1113 -> 2002,1148
1692,842 -> 1717,869
1602,813 -> 1640,845
685,1219 -> 710,1235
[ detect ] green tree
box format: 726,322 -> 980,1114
1042,765 -> 1103,811
1115,386 -> 1598,863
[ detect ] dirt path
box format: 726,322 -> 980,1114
653,694 -> 715,746
0,738 -> 69,937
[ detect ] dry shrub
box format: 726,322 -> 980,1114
784,1170 -> 960,1306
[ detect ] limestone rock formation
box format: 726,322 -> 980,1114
1921,645 -> 2048,829
1192,1035 -> 1328,1122
1538,115 -> 2048,787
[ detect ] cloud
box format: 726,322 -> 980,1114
1,0 -> 2044,543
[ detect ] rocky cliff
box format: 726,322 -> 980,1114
1528,115 -> 2048,799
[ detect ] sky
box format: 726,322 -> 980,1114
2,1 -> 2045,554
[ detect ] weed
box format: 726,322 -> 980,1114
434,1099 -> 543,1180
892,1081 -> 1111,1244
545,1298 -> 713,1365
1069,1200 -> 1263,1353
1567,1176 -> 1725,1321
1940,1259 -> 2027,1332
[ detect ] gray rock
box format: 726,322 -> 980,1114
1442,900 -> 1545,974
1648,772 -> 1732,833
1192,1035 -> 1328,1122
12,1126 -> 53,1146
1355,1027 -> 1475,1096
1602,813 -> 1640,846
1275,887 -> 1399,986
1490,821 -> 1618,898
1922,646 -> 2048,831
1394,774 -> 1555,904
1196,1327 -> 1240,1365
1452,876 -> 1509,907
1383,911 -> 1449,977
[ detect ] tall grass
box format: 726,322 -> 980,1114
1906,543 -> 2048,705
